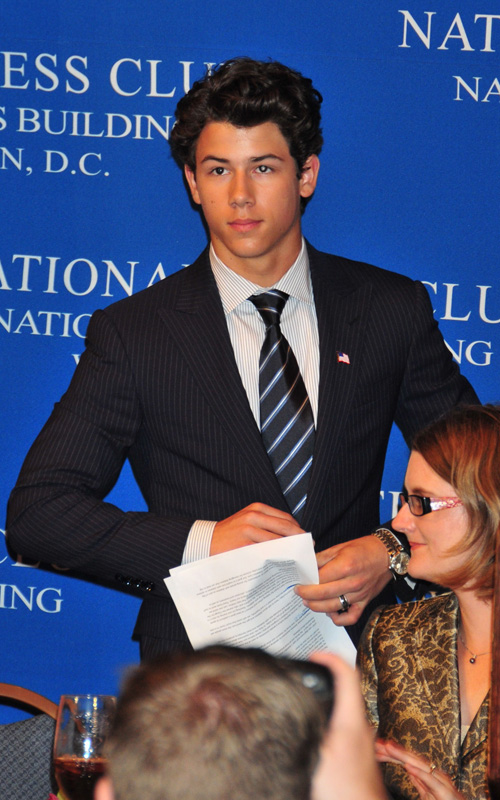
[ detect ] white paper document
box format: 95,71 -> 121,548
164,534 -> 356,664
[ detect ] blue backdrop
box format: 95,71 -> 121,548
1,1 -> 498,719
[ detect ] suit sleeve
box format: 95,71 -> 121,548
356,607 -> 383,732
394,280 -> 479,445
6,309 -> 192,597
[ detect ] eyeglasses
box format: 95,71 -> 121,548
399,488 -> 463,517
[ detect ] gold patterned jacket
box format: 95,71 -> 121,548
357,592 -> 489,800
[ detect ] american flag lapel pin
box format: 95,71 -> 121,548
336,351 -> 350,364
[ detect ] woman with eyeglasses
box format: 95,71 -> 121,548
357,404 -> 497,800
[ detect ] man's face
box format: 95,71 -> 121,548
184,121 -> 319,285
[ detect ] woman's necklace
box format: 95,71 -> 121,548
458,631 -> 491,665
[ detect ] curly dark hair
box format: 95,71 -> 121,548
169,57 -> 323,175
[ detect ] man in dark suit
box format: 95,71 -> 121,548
6,58 -> 478,658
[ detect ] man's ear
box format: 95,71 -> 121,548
184,164 -> 201,205
299,155 -> 320,199
94,775 -> 115,800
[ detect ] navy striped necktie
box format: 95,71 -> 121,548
249,290 -> 315,523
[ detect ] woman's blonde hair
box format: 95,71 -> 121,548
412,404 -> 500,597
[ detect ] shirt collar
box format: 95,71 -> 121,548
210,239 -> 312,315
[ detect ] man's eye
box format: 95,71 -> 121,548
256,164 -> 272,174
211,166 -> 227,175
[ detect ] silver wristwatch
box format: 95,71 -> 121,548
372,528 -> 409,578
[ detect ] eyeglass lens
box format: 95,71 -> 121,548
399,491 -> 424,516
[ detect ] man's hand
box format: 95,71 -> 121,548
210,502 -> 304,555
310,652 -> 388,800
295,535 -> 391,625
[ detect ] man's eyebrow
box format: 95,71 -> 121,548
250,154 -> 284,162
199,153 -> 284,164
200,155 -> 229,164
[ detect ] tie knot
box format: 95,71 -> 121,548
249,290 -> 289,328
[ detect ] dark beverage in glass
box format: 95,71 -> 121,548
53,695 -> 116,800
54,756 -> 107,800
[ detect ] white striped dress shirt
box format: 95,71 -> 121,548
182,239 -> 320,563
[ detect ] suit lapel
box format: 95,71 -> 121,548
463,692 -> 489,756
409,593 -> 488,758
412,594 -> 461,756
155,244 -> 389,518
302,245 -> 374,526
410,595 -> 488,764
157,250 -> 284,506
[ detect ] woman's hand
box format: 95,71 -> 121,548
375,740 -> 466,800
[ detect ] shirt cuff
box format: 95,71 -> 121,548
182,520 -> 217,564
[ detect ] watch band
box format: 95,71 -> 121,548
386,528 -> 410,555
372,528 -> 409,578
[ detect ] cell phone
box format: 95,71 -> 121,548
287,658 -> 334,717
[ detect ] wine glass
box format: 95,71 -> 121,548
53,694 -> 116,800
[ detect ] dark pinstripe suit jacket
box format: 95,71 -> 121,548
7,243 -> 478,649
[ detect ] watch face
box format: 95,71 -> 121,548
391,551 -> 410,575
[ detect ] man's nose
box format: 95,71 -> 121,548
229,171 -> 254,207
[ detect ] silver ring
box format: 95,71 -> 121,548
338,594 -> 350,613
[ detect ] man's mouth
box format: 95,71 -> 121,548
228,218 -> 261,232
